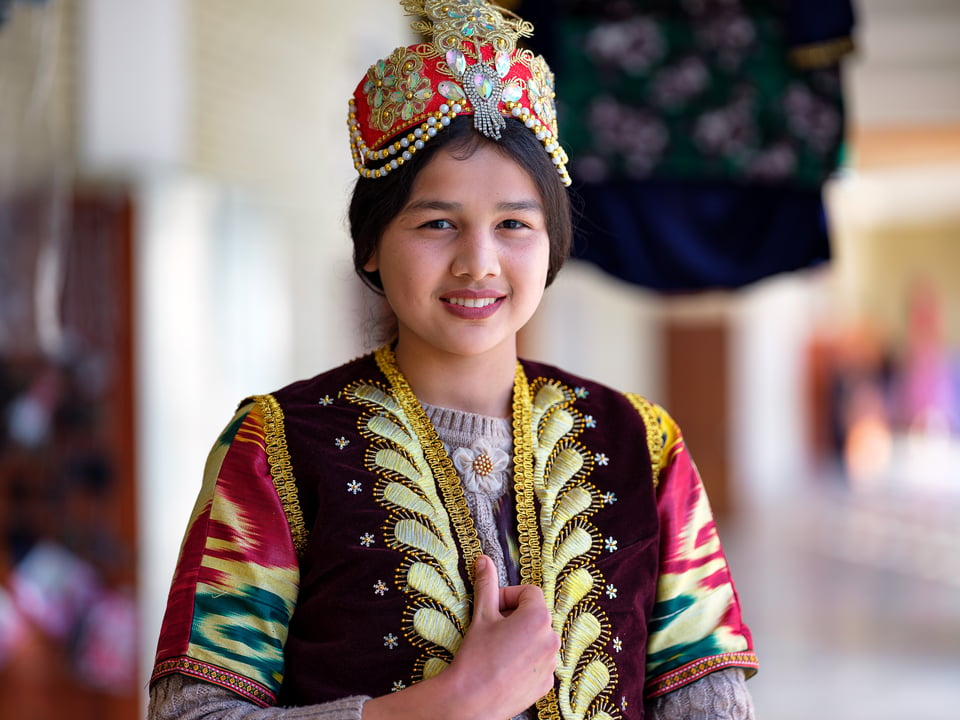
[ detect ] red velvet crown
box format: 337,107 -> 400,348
347,0 -> 570,186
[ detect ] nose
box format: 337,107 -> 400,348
450,227 -> 500,280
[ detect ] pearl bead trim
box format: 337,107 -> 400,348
348,99 -> 571,186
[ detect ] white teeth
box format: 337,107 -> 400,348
447,297 -> 498,308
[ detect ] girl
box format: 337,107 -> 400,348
148,2 -> 757,718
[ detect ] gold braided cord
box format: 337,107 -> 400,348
253,394 -> 308,557
371,348 -> 560,718
511,362 -> 542,587
374,346 -> 483,584
536,689 -> 561,720
625,393 -> 665,489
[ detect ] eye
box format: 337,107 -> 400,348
498,219 -> 529,230
420,218 -> 454,230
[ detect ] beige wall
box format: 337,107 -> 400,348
187,0 -> 413,375
0,1 -> 75,194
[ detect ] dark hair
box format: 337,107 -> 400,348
348,116 -> 572,293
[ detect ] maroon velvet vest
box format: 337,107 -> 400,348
272,349 -> 660,718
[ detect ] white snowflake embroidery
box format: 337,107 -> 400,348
374,580 -> 388,596
575,386 -> 589,399
605,536 -> 618,553
391,681 -> 406,692
451,439 -> 510,494
595,452 -> 609,466
347,480 -> 362,495
335,436 -> 350,449
605,583 -> 618,599
584,414 -> 597,428
318,395 -> 334,406
360,532 -> 375,547
613,636 -> 623,652
603,491 -> 618,505
621,696 -> 629,711
383,633 -> 399,649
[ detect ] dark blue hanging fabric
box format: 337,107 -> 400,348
571,177 -> 831,291
783,0 -> 857,51
516,0 -> 855,292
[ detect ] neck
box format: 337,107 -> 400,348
393,343 -> 517,418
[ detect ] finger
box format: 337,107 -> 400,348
471,555 -> 499,619
499,584 -> 523,612
513,583 -> 548,611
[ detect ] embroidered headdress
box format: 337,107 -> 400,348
348,0 -> 570,186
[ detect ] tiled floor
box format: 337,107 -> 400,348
722,479 -> 960,719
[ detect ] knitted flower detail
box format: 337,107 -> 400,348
451,439 -> 509,495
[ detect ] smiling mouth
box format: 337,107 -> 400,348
443,297 -> 501,308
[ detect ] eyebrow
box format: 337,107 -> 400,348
403,199 -> 543,213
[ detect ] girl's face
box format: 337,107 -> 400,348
364,143 -> 550,365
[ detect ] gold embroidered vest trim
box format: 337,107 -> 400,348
625,393 -> 665,489
374,346 -> 486,583
527,378 -> 616,720
253,394 -> 307,556
333,348 -> 629,719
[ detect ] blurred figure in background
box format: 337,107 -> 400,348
895,280 -> 959,436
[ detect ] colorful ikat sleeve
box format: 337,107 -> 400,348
643,403 -> 758,698
150,399 -> 301,707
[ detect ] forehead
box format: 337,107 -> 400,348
407,143 -> 543,205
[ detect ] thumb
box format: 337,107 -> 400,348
471,554 -> 498,620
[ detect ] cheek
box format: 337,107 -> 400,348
510,245 -> 550,300
527,242 -> 551,283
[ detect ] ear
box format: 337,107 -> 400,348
362,250 -> 380,273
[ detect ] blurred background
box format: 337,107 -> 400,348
1,1 -> 958,718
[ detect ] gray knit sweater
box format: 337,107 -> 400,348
148,404 -> 755,720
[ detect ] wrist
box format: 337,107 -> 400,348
361,666 -> 482,720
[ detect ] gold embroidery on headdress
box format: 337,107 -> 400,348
348,0 -> 570,184
402,0 -> 533,54
404,0 -> 533,139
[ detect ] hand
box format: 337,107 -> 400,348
446,555 -> 560,718
361,555 -> 560,720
